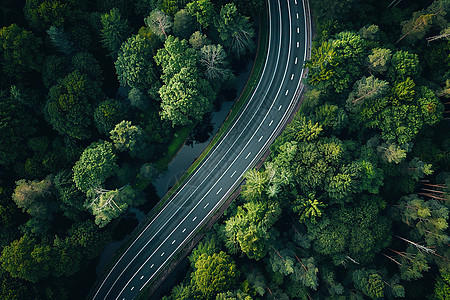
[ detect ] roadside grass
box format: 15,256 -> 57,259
155,124 -> 195,171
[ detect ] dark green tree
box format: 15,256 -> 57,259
46,26 -> 73,54
186,0 -> 214,29
115,34 -> 158,91
173,9 -> 196,39
45,70 -> 102,140
94,99 -> 128,135
101,8 -> 131,57
0,24 -> 43,79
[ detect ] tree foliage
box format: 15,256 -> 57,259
72,141 -> 118,193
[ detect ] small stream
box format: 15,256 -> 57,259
95,60 -> 253,276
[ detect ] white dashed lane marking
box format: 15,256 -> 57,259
230,170 -> 237,177
295,57 -> 298,64
182,228 -> 186,233
216,188 -> 222,194
150,264 -> 154,268
258,136 -> 264,142
172,240 -> 176,244
297,27 -> 300,33
204,203 -> 209,209
291,74 -> 294,80
160,252 -> 165,257
140,276 -> 144,280
296,13 -> 299,19
131,287 -> 134,291
296,42 -> 299,48
285,90 -> 289,95
192,216 -> 197,222
278,105 -> 282,111
269,120 -> 273,127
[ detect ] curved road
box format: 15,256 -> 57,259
93,0 -> 309,299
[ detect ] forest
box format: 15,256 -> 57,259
159,0 -> 450,299
0,0 -> 261,298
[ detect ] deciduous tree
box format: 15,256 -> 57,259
73,141 -> 118,193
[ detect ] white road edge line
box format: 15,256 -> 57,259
258,136 -> 263,142
138,0 -> 298,292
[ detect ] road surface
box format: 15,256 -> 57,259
92,0 -> 309,299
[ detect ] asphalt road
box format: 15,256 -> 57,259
92,0 -> 308,299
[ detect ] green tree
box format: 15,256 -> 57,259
292,193 -> 327,224
54,169 -> 85,220
241,169 -> 269,201
41,55 -> 68,88
186,0 -> 214,29
215,3 -> 255,58
387,50 -> 421,82
223,201 -> 281,260
189,31 -> 210,49
173,9 -> 196,39
46,26 -> 73,54
159,66 -> 215,126
368,48 -> 392,74
352,269 -> 385,299
109,120 -> 153,159
192,251 -> 239,299
94,99 -> 128,135
346,76 -> 389,111
23,0 -> 69,31
145,9 -> 172,39
128,87 -> 150,110
397,195 -> 448,247
0,235 -> 53,283
73,141 -> 118,193
115,34 -> 158,91
0,24 -> 42,79
101,8 -> 131,57
155,35 -> 199,83
434,271 -> 450,300
71,52 -> 103,82
45,70 -> 101,140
